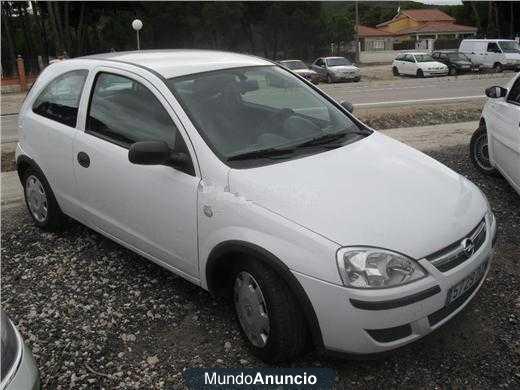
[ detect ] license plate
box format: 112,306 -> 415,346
446,261 -> 488,305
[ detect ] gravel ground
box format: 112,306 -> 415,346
2,142 -> 519,389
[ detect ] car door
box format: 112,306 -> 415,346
404,54 -> 416,75
488,76 -> 520,189
73,67 -> 201,280
312,58 -> 326,79
23,69 -> 89,215
486,42 -> 501,67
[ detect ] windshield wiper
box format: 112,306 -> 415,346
295,131 -> 353,148
227,147 -> 295,161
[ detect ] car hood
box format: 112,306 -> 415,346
504,53 -> 520,60
228,132 -> 487,259
329,65 -> 359,73
293,69 -> 317,75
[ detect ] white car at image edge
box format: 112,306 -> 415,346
470,72 -> 520,194
16,50 -> 496,362
393,52 -> 449,77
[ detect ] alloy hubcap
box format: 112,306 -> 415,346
234,271 -> 270,348
26,175 -> 48,222
474,133 -> 493,170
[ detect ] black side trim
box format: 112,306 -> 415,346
428,270 -> 486,326
206,240 -> 324,350
365,324 -> 412,343
350,285 -> 441,310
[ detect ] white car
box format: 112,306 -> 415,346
470,72 -> 520,195
392,52 -> 449,77
310,57 -> 361,83
16,50 -> 496,362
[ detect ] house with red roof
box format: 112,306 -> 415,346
357,8 -> 477,51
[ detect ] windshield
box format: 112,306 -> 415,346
281,60 -> 308,70
168,66 -> 367,166
447,52 -> 470,61
414,54 -> 435,62
326,57 -> 352,67
498,41 -> 520,53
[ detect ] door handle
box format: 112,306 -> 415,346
77,151 -> 90,168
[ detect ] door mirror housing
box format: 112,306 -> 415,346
340,101 -> 354,113
485,86 -> 507,99
128,141 -> 171,165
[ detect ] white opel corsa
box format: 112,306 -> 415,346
16,50 -> 496,362
470,72 -> 520,195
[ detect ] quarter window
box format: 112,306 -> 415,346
86,73 -> 182,149
487,42 -> 501,53
32,70 -> 88,128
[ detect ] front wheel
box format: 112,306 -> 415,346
232,260 -> 308,362
326,74 -> 334,84
449,67 -> 457,76
493,62 -> 503,73
470,125 -> 497,175
392,66 -> 399,76
416,69 -> 424,78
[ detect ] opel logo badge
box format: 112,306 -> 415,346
461,238 -> 475,258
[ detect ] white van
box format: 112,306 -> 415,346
459,39 -> 520,72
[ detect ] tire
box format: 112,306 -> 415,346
353,76 -> 361,82
449,67 -> 457,76
470,125 -> 497,175
493,62 -> 503,73
327,73 -> 334,84
22,168 -> 65,231
392,66 -> 399,76
232,259 -> 308,362
416,69 -> 424,78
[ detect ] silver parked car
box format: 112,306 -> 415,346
310,56 -> 361,83
278,59 -> 319,84
1,311 -> 40,390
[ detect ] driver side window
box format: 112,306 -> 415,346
315,59 -> 324,67
487,42 -> 500,53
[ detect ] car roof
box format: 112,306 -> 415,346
79,49 -> 272,79
279,59 -> 303,63
323,56 -> 346,59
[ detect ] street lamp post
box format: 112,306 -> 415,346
132,19 -> 143,50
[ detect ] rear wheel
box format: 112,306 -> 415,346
470,125 -> 497,175
22,168 -> 65,231
416,69 -> 424,78
493,62 -> 503,73
449,67 -> 457,76
392,66 -> 399,76
232,259 -> 307,362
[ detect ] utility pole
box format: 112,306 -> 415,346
355,1 -> 360,63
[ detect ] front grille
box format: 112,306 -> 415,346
365,324 -> 412,343
428,266 -> 487,326
425,219 -> 486,272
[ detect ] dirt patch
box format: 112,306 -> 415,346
356,102 -> 484,130
1,150 -> 15,172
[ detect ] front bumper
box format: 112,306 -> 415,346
294,214 -> 496,354
333,73 -> 360,81
423,70 -> 449,76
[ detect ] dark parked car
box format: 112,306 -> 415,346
431,51 -> 477,75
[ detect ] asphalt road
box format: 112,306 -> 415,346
319,73 -> 512,107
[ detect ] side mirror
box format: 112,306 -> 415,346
128,141 -> 171,165
340,101 -> 354,113
485,86 -> 507,99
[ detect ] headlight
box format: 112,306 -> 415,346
1,311 -> 22,385
336,247 -> 426,288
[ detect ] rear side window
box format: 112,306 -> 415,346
86,72 -> 182,150
507,78 -> 520,105
32,70 -> 88,128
